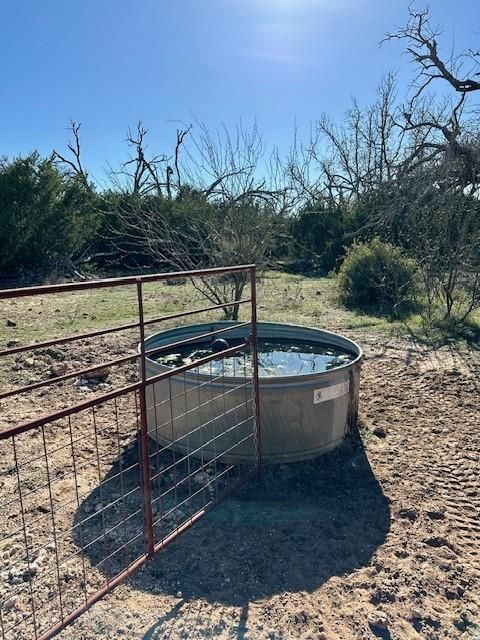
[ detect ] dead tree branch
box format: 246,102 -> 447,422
384,7 -> 480,97
53,120 -> 89,186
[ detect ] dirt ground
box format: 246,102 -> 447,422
0,294 -> 479,639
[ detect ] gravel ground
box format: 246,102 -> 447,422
1,328 -> 479,640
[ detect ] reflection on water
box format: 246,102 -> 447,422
156,338 -> 355,377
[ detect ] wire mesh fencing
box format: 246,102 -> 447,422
0,266 -> 260,640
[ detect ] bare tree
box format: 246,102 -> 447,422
385,7 -> 480,98
177,118 -> 291,212
110,195 -> 283,319
385,6 -> 480,191
108,121 -> 192,197
287,74 -> 407,212
53,120 -> 89,186
104,120 -> 289,317
383,7 -> 480,325
288,7 -> 480,209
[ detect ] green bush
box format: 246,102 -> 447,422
291,200 -> 348,273
0,154 -> 100,275
337,238 -> 418,314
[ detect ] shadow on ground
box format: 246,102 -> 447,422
74,422 -> 390,634
142,425 -> 390,602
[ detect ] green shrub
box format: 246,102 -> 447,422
0,154 -> 100,275
337,238 -> 418,314
291,200 -> 348,273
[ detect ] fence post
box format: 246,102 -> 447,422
249,266 -> 262,470
136,279 -> 155,557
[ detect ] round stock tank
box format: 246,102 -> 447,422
144,322 -> 363,464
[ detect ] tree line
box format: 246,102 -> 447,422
1,7 -> 479,327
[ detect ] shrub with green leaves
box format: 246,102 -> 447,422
291,200 -> 348,273
0,153 -> 100,275
337,238 -> 418,314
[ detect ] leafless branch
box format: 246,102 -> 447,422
384,7 -> 480,96
53,120 -> 89,186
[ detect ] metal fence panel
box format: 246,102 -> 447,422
0,266 -> 260,640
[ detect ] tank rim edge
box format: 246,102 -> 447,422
142,320 -> 363,384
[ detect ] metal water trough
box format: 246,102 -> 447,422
145,322 -> 362,464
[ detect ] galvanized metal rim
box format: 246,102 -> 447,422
143,321 -> 363,386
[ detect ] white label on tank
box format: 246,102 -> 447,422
313,381 -> 349,404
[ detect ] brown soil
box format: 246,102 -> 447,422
1,330 -> 479,640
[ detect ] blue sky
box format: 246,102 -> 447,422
0,0 -> 477,181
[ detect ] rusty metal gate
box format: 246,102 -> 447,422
0,265 -> 260,640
